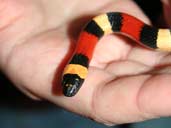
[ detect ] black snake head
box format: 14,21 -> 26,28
62,74 -> 84,97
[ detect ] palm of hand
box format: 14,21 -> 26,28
1,0 -> 171,125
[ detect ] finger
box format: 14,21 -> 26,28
138,74 -> 171,117
105,60 -> 151,76
91,74 -> 171,124
151,66 -> 171,74
128,47 -> 170,66
157,53 -> 171,66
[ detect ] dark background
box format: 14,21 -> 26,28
0,0 -> 170,128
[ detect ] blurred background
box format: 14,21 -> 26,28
0,0 -> 171,128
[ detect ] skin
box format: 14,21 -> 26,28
0,0 -> 171,125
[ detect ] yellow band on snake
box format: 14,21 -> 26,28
63,64 -> 88,79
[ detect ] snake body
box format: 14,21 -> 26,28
62,12 -> 171,97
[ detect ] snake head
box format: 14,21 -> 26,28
62,74 -> 84,97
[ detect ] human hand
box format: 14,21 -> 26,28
0,0 -> 171,125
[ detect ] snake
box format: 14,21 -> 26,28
61,12 -> 171,97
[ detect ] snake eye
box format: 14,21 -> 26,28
62,74 -> 84,97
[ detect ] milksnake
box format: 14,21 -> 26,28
62,12 -> 171,97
